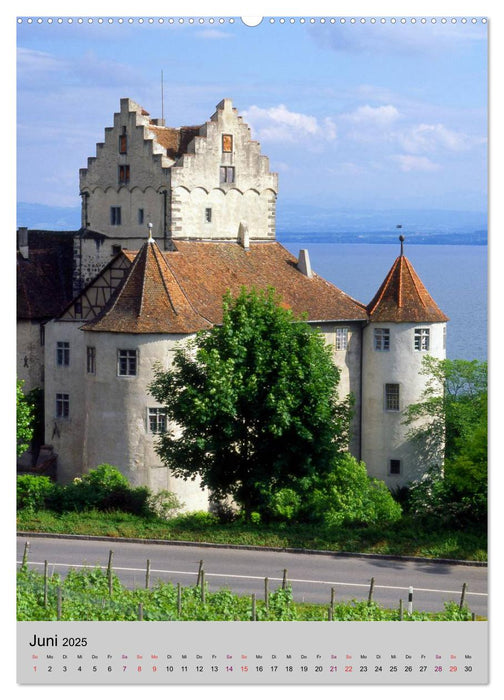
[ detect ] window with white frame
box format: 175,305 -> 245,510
335,327 -> 349,351
56,341 -> 70,366
56,393 -> 70,418
374,328 -> 390,351
117,349 -> 137,376
414,328 -> 430,351
148,407 -> 166,434
385,383 -> 400,411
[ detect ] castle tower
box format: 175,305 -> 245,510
361,237 -> 449,487
79,98 -> 278,247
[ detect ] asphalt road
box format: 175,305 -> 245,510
16,535 -> 488,617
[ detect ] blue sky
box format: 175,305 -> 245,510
16,13 -> 488,217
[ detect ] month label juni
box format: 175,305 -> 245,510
18,621 -> 488,684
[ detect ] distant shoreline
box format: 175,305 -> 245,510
278,233 -> 487,246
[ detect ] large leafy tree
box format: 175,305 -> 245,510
404,357 -> 487,525
149,287 -> 353,518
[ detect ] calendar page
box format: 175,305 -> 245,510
15,3 -> 489,690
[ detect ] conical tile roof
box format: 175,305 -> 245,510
367,252 -> 449,323
83,238 -> 212,334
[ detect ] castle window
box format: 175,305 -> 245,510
112,245 -> 122,255
74,301 -> 82,316
87,346 -> 96,374
118,165 -> 130,185
56,393 -> 70,418
222,134 -> 233,153
138,208 -> 144,225
385,383 -> 400,411
414,328 -> 430,351
39,324 -> 45,346
56,341 -> 70,366
119,127 -> 127,154
110,207 -> 121,225
335,327 -> 349,351
148,407 -> 167,433
205,208 -> 212,223
389,459 -> 401,475
117,349 -> 137,376
220,166 -> 235,184
374,328 -> 390,351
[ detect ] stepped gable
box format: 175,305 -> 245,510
82,238 -> 212,334
163,240 -> 368,324
367,249 -> 449,323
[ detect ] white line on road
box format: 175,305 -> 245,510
18,560 -> 487,598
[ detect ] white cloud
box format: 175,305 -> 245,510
391,155 -> 441,172
243,104 -> 337,143
342,104 -> 401,127
398,123 -> 485,154
196,29 -> 232,40
17,47 -> 66,76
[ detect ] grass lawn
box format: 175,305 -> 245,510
17,508 -> 487,562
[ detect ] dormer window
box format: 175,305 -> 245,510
222,134 -> 233,153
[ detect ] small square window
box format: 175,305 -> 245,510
87,346 -> 96,374
385,383 -> 400,411
110,207 -> 121,226
374,328 -> 390,351
148,407 -> 167,433
414,328 -> 430,351
138,208 -> 144,225
74,300 -> 82,315
222,134 -> 233,153
219,166 -> 235,184
56,393 -> 70,418
335,327 -> 349,351
112,244 -> 122,256
56,341 -> 70,366
118,349 -> 137,376
205,208 -> 212,223
389,459 -> 401,475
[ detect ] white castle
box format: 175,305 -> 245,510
17,98 -> 448,510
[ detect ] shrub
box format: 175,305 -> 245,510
265,488 -> 301,521
303,454 -> 402,527
146,490 -> 184,520
17,474 -> 56,511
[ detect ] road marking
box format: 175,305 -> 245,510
18,560 -> 487,598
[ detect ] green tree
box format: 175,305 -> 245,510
403,356 -> 487,463
16,380 -> 34,457
404,357 -> 487,525
149,287 -> 353,518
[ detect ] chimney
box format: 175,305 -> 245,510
238,221 -> 250,251
297,249 -> 313,278
18,227 -> 29,259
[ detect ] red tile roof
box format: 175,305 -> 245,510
82,239 -> 368,334
83,239 -> 212,334
367,254 -> 449,323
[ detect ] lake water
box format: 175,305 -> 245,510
279,241 -> 488,362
